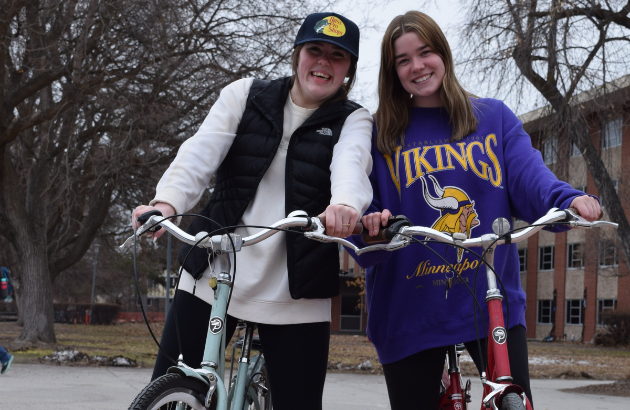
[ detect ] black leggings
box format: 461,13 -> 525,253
382,325 -> 532,410
152,290 -> 330,410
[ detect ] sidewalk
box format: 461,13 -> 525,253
0,363 -> 625,409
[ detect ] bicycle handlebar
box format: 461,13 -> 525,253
120,209 -> 363,253
305,207 -> 617,255
120,208 -> 617,255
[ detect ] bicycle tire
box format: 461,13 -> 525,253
500,392 -> 526,410
129,373 -> 210,410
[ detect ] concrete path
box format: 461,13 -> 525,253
0,364 -> 625,409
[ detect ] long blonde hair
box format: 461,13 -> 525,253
375,11 -> 478,154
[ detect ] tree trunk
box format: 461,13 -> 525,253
572,111 -> 630,275
1,144 -> 55,343
15,232 -> 55,343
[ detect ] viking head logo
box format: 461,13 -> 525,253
421,175 -> 479,262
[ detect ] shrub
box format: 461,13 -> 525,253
594,311 -> 630,347
91,303 -> 121,324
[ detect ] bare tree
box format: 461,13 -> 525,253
431,0 -> 630,271
0,0 -> 318,344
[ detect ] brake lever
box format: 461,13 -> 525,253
564,208 -> 618,229
119,214 -> 167,252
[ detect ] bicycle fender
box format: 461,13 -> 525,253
166,366 -> 210,387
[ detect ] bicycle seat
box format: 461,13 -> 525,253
232,334 -> 263,351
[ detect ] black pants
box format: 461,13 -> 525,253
382,325 -> 532,410
152,290 -> 330,410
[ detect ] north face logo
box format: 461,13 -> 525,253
316,128 -> 333,136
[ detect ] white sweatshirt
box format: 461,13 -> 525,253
151,78 -> 373,324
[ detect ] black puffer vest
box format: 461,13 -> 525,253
179,77 -> 362,299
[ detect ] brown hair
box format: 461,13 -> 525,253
290,43 -> 358,103
375,11 -> 478,154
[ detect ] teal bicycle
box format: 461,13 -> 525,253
121,210 -> 331,410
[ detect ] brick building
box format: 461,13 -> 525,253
518,80 -> 630,342
330,246 -> 368,334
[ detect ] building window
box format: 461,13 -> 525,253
571,142 -> 582,157
602,118 -> 623,149
542,137 -> 557,165
518,249 -> 527,273
567,243 -> 584,269
137,298 -> 152,307
599,240 -> 618,267
537,300 -> 552,324
597,299 -> 617,325
340,294 -> 362,332
566,299 -> 583,325
538,246 -> 554,271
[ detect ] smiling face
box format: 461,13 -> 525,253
393,32 -> 445,107
290,41 -> 352,109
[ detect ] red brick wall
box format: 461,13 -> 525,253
553,232 -> 567,338
330,294 -> 341,332
583,252 -> 598,342
525,234 -> 539,338
116,311 -> 165,323
618,110 -> 630,312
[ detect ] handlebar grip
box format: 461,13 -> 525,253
361,215 -> 412,244
137,210 -> 163,232
317,215 -> 364,236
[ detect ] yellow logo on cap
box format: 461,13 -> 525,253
314,16 -> 346,37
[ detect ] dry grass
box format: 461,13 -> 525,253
1,322 -> 629,380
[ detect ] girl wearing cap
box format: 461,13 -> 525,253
131,12 -> 372,410
352,11 -> 601,409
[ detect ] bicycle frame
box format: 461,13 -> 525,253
309,208 -> 617,410
163,250 -> 264,410
122,213 -> 313,410
427,233 -> 533,410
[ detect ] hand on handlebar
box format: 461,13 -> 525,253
317,204 -> 360,238
361,209 -> 393,237
569,195 -> 602,222
131,202 -> 176,240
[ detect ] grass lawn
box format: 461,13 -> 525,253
1,321 -> 629,379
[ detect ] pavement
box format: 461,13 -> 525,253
0,363 -> 626,409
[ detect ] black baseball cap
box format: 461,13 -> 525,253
294,13 -> 360,58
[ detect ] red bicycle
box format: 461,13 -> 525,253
309,208 -> 617,410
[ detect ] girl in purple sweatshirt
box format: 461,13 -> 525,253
353,11 -> 601,410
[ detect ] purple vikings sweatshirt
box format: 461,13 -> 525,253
349,99 -> 590,365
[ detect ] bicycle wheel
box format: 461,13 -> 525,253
500,392 -> 526,410
129,373 -> 210,410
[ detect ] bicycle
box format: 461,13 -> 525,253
316,207 -> 617,410
121,210 -> 341,410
